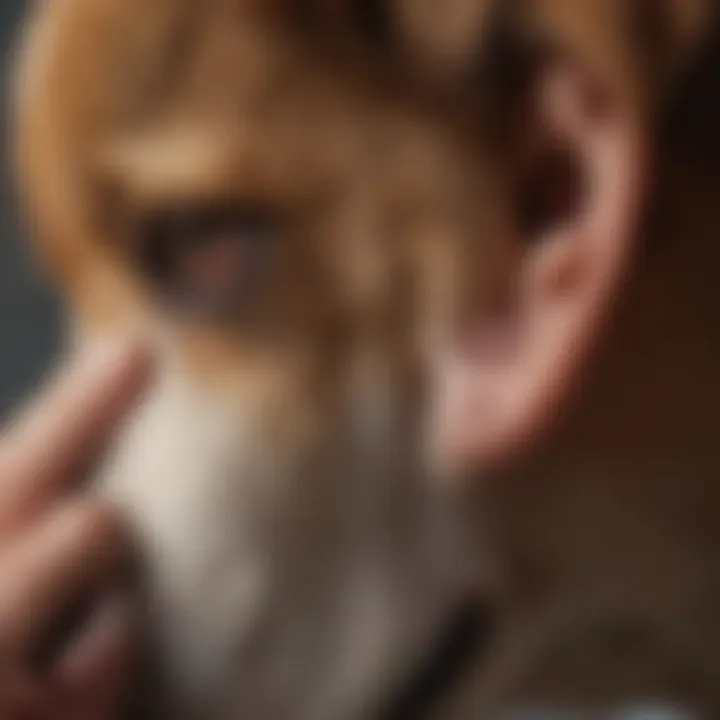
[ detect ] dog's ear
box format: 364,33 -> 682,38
428,0 -> 716,477
429,0 -> 650,476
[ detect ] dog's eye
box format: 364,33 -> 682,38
137,206 -> 274,318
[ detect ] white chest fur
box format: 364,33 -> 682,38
97,364 -> 474,719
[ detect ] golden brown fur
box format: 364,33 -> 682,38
12,0 -> 720,717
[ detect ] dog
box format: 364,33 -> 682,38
13,0 -> 720,718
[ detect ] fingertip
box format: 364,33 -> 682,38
0,337 -> 154,521
0,500 -> 135,653
71,335 -> 155,401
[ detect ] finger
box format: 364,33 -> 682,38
0,339 -> 151,528
54,595 -> 136,704
0,501 -> 131,655
0,670 -> 57,719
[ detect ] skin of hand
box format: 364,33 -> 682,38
0,340 -> 151,719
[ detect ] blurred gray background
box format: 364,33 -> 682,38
0,1 -> 61,419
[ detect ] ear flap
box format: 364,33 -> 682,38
427,0 -> 716,480
428,2 -> 651,477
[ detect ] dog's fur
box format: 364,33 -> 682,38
12,0 -> 720,718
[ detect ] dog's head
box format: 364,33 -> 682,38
15,0 -> 515,392
13,0 -> 717,717
14,3 -> 512,715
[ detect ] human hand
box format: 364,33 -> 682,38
0,340 -> 151,719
